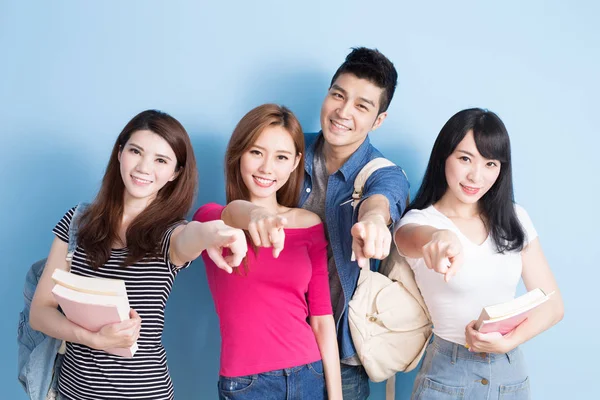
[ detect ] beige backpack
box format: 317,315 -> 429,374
347,158 -> 433,400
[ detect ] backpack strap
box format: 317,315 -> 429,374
351,158 -> 397,208
66,202 -> 89,263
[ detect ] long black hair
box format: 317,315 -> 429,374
409,108 -> 525,253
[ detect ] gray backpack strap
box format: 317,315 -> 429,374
66,202 -> 89,262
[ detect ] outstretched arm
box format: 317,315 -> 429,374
221,200 -> 287,257
394,224 -> 463,281
170,220 -> 248,273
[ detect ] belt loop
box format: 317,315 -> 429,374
451,342 -> 458,364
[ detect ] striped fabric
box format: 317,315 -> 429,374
52,207 -> 189,400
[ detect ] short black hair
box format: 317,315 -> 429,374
330,47 -> 398,114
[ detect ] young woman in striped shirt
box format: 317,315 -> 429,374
30,110 -> 247,400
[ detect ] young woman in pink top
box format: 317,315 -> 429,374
194,104 -> 342,400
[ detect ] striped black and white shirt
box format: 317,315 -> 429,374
53,207 -> 190,400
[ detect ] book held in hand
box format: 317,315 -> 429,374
51,269 -> 138,357
474,288 -> 554,335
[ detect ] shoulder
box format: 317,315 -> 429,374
193,203 -> 225,223
513,203 -> 530,221
399,206 -> 441,226
284,208 -> 322,229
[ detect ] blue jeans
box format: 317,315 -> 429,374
341,364 -> 370,400
412,336 -> 530,399
218,360 -> 326,400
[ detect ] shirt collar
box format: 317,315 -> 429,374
304,131 -> 372,181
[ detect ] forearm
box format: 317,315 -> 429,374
310,315 -> 342,399
30,305 -> 96,348
395,224 -> 441,258
358,194 -> 391,225
222,200 -> 264,229
170,221 -> 212,263
506,293 -> 564,350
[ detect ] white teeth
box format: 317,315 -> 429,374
132,176 -> 151,184
254,176 -> 274,184
332,120 -> 349,130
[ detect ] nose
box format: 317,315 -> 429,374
467,164 -> 482,183
258,156 -> 274,174
336,100 -> 352,119
135,156 -> 152,174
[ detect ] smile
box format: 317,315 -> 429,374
253,176 -> 276,188
330,119 -> 351,131
131,175 -> 152,185
460,184 -> 480,195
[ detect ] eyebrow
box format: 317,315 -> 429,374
456,149 -> 475,157
128,143 -> 173,161
252,144 -> 294,155
331,84 -> 376,108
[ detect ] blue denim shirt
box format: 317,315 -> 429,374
18,204 -> 86,400
299,132 -> 410,360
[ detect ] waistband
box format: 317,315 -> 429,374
220,360 -> 322,378
432,335 -> 519,364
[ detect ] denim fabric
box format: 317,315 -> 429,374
217,360 -> 327,400
18,203 -> 86,400
340,364 -> 370,400
412,336 -> 530,400
300,132 -> 410,362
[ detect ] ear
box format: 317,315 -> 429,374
118,146 -> 123,162
169,168 -> 181,182
291,152 -> 302,172
371,111 -> 388,132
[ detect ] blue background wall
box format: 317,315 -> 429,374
1,1 -> 597,398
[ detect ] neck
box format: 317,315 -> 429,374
322,139 -> 364,174
249,195 -> 281,214
122,193 -> 153,221
435,192 -> 481,219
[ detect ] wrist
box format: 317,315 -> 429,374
78,327 -> 99,349
359,212 -> 387,226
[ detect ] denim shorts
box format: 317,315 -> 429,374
218,360 -> 326,400
412,336 -> 530,400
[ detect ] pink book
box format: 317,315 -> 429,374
51,271 -> 138,357
474,288 -> 554,335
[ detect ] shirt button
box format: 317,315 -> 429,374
368,316 -> 377,322
481,378 -> 489,385
306,188 -> 311,193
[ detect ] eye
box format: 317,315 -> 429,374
331,92 -> 343,99
249,149 -> 262,156
357,104 -> 368,111
487,161 -> 499,167
129,148 -> 141,155
277,155 -> 289,161
156,158 -> 167,164
459,156 -> 470,162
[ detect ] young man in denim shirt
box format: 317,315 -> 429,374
299,47 -> 409,399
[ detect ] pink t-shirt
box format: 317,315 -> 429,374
193,203 -> 333,377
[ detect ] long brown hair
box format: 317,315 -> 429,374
225,104 -> 304,207
78,110 -> 198,268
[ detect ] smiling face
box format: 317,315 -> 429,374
118,129 -> 179,205
239,125 -> 300,205
442,130 -> 502,206
320,73 -> 387,156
